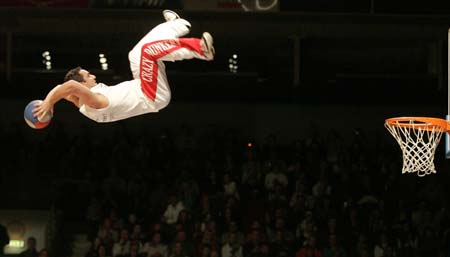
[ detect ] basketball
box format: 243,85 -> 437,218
24,100 -> 52,129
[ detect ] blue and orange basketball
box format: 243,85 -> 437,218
24,100 -> 52,129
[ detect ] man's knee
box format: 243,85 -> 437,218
156,95 -> 171,111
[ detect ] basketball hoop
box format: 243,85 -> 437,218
385,117 -> 450,176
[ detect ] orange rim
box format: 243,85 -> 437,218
385,117 -> 450,132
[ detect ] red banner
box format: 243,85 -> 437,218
183,0 -> 279,12
0,0 -> 89,8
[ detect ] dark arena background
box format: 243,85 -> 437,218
1,1 -> 450,257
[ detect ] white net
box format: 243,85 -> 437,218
385,119 -> 445,177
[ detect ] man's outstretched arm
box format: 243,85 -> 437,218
33,80 -> 108,121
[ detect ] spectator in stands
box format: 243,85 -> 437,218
19,237 -> 38,257
223,173 -> 239,201
0,222 -> 9,256
243,227 -> 264,256
198,243 -> 211,257
126,242 -> 143,257
169,242 -> 188,257
221,232 -> 243,257
323,234 -> 347,257
86,237 -> 103,257
147,223 -> 164,243
172,230 -> 194,257
196,229 -> 218,257
240,155 -> 263,196
198,212 -> 215,235
221,221 -> 244,246
296,211 -> 317,245
97,217 -> 118,252
142,232 -> 168,257
176,210 -> 193,236
130,224 -> 145,243
258,241 -> 273,257
98,244 -> 111,257
125,214 -> 139,234
108,208 -> 124,232
264,162 -> 288,191
312,173 -> 331,199
163,195 -> 185,226
271,229 -> 295,257
218,207 -> 235,233
113,229 -> 131,257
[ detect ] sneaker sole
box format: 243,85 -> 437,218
162,10 -> 180,21
202,32 -> 214,53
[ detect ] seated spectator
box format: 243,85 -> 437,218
221,220 -> 244,245
98,244 -> 112,257
19,237 -> 39,257
198,243 -> 211,257
223,173 -> 240,201
259,242 -> 273,257
267,216 -> 294,244
113,229 -> 131,257
271,229 -> 295,257
125,213 -> 139,234
142,232 -> 168,257
86,237 -> 103,257
264,163 -> 288,192
147,222 -> 165,244
196,229 -> 219,257
125,241 -> 144,257
296,211 -> 317,245
198,212 -> 215,235
169,242 -> 189,257
98,217 -> 118,251
248,241 -> 273,257
172,230 -> 195,257
323,234 -> 347,257
221,232 -> 243,257
373,233 -> 391,257
130,224 -> 145,243
176,210 -> 194,236
244,228 -> 264,256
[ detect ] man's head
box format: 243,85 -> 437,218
27,237 -> 36,249
64,66 -> 97,88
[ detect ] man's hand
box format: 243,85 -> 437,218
33,100 -> 54,122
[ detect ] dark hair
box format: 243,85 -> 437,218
64,66 -> 84,82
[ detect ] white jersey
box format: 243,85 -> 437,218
79,79 -> 170,123
79,19 -> 204,123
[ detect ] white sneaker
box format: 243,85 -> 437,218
163,9 -> 191,31
163,10 -> 180,21
201,32 -> 215,60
